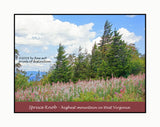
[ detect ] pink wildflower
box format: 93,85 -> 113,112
115,92 -> 118,95
120,87 -> 126,94
31,93 -> 35,99
15,93 -> 19,98
119,94 -> 122,98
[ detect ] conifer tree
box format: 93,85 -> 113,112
49,44 -> 71,83
90,43 -> 102,79
73,47 -> 90,82
107,30 -> 130,77
99,20 -> 113,47
98,20 -> 113,58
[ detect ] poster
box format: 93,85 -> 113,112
14,14 -> 146,113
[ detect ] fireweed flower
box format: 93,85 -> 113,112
120,88 -> 123,93
119,94 -> 122,98
15,73 -> 145,102
120,86 -> 126,94
31,93 -> 35,99
115,92 -> 118,95
15,93 -> 19,98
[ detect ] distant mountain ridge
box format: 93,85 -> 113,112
26,71 -> 46,81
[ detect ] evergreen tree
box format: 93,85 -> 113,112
96,20 -> 113,79
73,47 -> 90,82
83,49 -> 91,80
90,43 -> 102,79
107,30 -> 130,77
49,44 -> 71,83
97,60 -> 109,79
67,53 -> 76,80
99,20 -> 113,47
98,20 -> 113,58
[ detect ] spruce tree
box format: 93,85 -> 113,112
96,20 -> 113,79
49,44 -> 71,83
107,30 -> 130,77
73,47 -> 90,82
98,20 -> 113,58
90,43 -> 102,79
99,20 -> 113,47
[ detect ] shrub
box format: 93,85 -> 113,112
15,73 -> 29,91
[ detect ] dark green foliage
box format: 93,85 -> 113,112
127,44 -> 145,75
72,47 -> 91,82
15,72 -> 30,91
99,20 -> 113,47
49,44 -> 72,83
107,30 -> 131,77
90,43 -> 102,79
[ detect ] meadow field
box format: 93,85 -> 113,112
15,73 -> 145,102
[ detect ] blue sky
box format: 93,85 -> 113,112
15,14 -> 145,72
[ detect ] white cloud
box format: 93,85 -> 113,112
118,28 -> 142,44
43,46 -> 48,50
65,36 -> 101,55
15,15 -> 96,48
92,36 -> 101,44
126,15 -> 136,18
23,47 -> 30,53
86,36 -> 101,53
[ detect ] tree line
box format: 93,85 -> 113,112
47,20 -> 145,84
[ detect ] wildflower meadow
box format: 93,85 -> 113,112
15,73 -> 145,102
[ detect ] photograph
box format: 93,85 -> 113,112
14,14 -> 146,112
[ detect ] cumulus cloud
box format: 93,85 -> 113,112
86,36 -> 101,53
43,46 -> 48,50
65,36 -> 101,55
15,15 -> 96,48
23,47 -> 30,53
118,28 -> 142,44
92,36 -> 101,45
